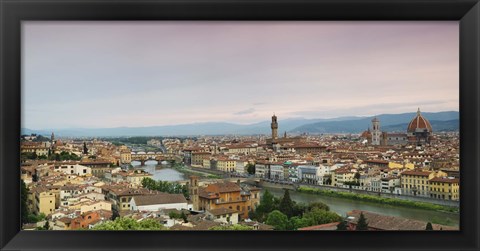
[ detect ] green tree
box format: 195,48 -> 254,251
92,217 -> 165,230
302,208 -> 342,226
266,210 -> 289,230
292,202 -> 308,217
246,164 -> 256,175
142,177 -> 189,199
336,221 -> 348,230
324,177 -> 332,185
279,189 -> 294,218
169,211 -> 180,219
21,180 -> 29,225
425,222 -> 433,230
307,201 -> 330,212
180,211 -> 188,223
44,219 -> 50,230
354,172 -> 361,181
355,212 -> 369,231
111,208 -> 120,220
254,189 -> 276,222
290,216 -> 315,229
27,212 -> 46,223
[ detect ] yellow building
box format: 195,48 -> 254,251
194,180 -> 261,220
125,170 -> 153,187
104,186 -> 154,211
191,152 -> 211,167
401,170 -> 435,197
76,200 -> 112,214
217,158 -> 236,172
226,144 -> 257,155
120,150 -> 132,164
332,169 -> 355,187
202,158 -> 211,169
388,162 -> 415,170
21,142 -> 49,156
429,177 -> 460,201
33,188 -> 56,215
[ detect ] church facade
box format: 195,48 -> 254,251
361,108 -> 433,146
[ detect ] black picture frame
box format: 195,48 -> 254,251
1,0 -> 479,250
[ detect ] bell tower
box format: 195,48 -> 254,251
271,114 -> 278,140
189,175 -> 199,210
371,117 -> 381,145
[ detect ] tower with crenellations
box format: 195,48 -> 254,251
271,114 -> 278,141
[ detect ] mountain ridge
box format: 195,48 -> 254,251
22,111 -> 459,137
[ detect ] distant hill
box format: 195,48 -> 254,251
289,111 -> 459,134
382,119 -> 459,132
22,111 -> 459,137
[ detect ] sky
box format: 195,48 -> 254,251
22,21 -> 459,129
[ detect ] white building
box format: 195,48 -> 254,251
380,177 -> 401,194
53,164 -> 91,176
317,164 -> 340,185
298,165 -> 320,185
255,163 -> 268,178
235,159 -> 248,174
206,208 -> 239,225
130,194 -> 188,211
270,165 -> 284,180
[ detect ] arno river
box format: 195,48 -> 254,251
131,160 -> 185,181
132,160 -> 459,227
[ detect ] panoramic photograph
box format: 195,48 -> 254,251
20,21 -> 459,231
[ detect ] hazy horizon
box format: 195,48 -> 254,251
22,110 -> 459,131
23,21 -> 459,129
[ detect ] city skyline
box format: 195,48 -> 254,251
23,21 -> 459,129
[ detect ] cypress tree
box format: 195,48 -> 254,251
20,180 -> 29,225
355,212 -> 369,230
279,189 -> 294,218
336,221 -> 348,231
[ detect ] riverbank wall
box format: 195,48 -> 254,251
258,181 -> 296,190
257,181 -> 459,208
298,184 -> 459,208
188,167 -> 227,177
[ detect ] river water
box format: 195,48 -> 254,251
130,160 -> 459,227
264,188 -> 459,227
131,160 -> 185,182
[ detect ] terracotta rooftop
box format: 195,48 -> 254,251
205,182 -> 241,194
347,210 -> 457,230
132,193 -> 187,206
298,222 -> 340,231
429,177 -> 459,184
207,208 -> 237,216
401,170 -> 432,177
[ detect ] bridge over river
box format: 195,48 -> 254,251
130,152 -> 180,165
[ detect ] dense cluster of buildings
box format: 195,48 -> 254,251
20,108 -> 460,230
156,111 -> 458,200
21,135 -> 265,230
